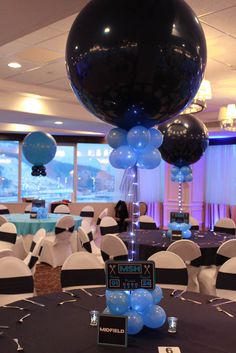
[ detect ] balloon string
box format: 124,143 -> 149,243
178,182 -> 183,213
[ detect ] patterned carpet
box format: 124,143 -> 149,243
34,263 -> 62,295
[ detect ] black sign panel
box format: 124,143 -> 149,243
171,230 -> 182,241
170,212 -> 189,224
98,314 -> 127,347
106,261 -> 155,290
32,199 -> 45,208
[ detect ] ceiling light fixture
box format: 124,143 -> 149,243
54,121 -> 63,125
8,62 -> 22,69
180,79 -> 212,115
218,104 -> 236,131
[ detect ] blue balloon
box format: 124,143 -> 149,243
107,128 -> 127,149
182,229 -> 192,239
130,289 -> 153,311
22,131 -> 57,165
126,309 -> 144,335
127,126 -> 150,150
167,230 -> 172,237
179,223 -> 188,231
137,147 -> 161,169
142,305 -> 166,329
109,145 -> 137,169
151,285 -> 163,305
176,172 -> 184,182
180,166 -> 191,176
185,173 -> 193,182
171,166 -> 180,176
171,175 -> 176,182
149,128 -> 163,148
106,291 -> 129,315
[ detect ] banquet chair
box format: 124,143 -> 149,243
40,215 -> 75,268
167,240 -> 202,292
0,204 -> 10,215
80,205 -> 95,225
0,256 -> 34,306
214,218 -> 236,235
0,222 -> 17,259
139,215 -> 158,230
24,228 -> 46,274
24,204 -> 32,213
139,201 -> 148,216
0,215 -> 7,226
189,216 -> 200,231
96,208 -> 108,226
100,234 -> 128,262
100,216 -> 119,236
198,239 -> 236,295
61,252 -> 105,290
215,257 -> 236,300
148,251 -> 188,290
78,220 -> 102,261
53,204 -> 70,214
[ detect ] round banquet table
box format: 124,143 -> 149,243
0,288 -> 235,353
119,230 -> 236,265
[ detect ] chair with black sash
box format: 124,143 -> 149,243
80,205 -> 95,226
24,204 -> 32,214
78,220 -> 103,263
0,204 -> 10,215
100,216 -> 119,236
95,208 -> 108,238
0,222 -> 17,259
215,257 -> 236,300
40,216 -> 75,268
148,251 -> 188,291
61,252 -> 105,290
53,204 -> 70,214
167,240 -> 202,292
0,256 -> 34,306
100,234 -> 128,262
214,217 -> 236,235
198,239 -> 236,295
23,228 -> 46,275
189,216 -> 200,231
139,215 -> 158,230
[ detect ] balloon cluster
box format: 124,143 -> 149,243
171,166 -> 193,183
31,165 -> 46,177
107,126 -> 163,170
104,286 -> 166,335
167,222 -> 192,239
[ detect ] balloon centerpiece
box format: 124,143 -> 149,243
105,286 -> 166,335
22,132 -> 57,176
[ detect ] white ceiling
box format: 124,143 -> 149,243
0,0 -> 235,136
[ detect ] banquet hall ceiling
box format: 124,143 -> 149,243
0,0 -> 235,136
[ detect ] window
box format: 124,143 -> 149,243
21,145 -> 74,203
0,141 -> 19,202
77,143 -> 124,202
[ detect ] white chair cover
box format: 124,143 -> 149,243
0,204 -> 10,215
214,218 -> 236,234
215,257 -> 236,300
0,222 -> 17,253
53,204 -> 70,214
80,205 -> 95,225
100,234 -> 128,262
99,216 -> 119,236
139,215 -> 157,230
189,216 -> 199,230
24,228 -> 46,274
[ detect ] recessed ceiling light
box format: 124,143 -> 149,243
8,62 -> 22,69
54,121 -> 63,125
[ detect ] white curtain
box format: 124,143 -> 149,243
205,145 -> 236,205
138,160 -> 164,202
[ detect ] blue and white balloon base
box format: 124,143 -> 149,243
171,165 -> 193,183
167,222 -> 192,239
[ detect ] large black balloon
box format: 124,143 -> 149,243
159,115 -> 209,167
66,0 -> 207,130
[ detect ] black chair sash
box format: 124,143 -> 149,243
28,256 -> 38,270
0,209 -> 9,214
55,225 -> 75,234
155,268 -> 188,285
30,241 -> 36,253
0,231 -> 17,244
96,217 -> 101,226
24,211 -> 31,214
80,211 -> 94,218
139,222 -> 157,230
190,256 -> 202,267
215,254 -> 230,266
214,226 -> 235,235
61,268 -> 105,287
101,250 -> 128,262
190,225 -> 199,230
0,276 -> 34,294
216,272 -> 236,290
38,246 -> 43,256
83,241 -> 92,253
100,225 -> 119,236
87,231 -> 93,242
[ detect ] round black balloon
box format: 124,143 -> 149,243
66,0 -> 207,130
158,114 -> 209,167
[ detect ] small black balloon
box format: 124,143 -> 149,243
66,0 -> 207,130
158,114 -> 209,167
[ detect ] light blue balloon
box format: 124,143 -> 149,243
151,285 -> 163,305
106,291 -> 129,315
180,166 -> 191,176
149,128 -> 163,148
176,172 -> 184,182
137,147 -> 161,169
179,223 -> 189,231
182,229 -> 192,239
126,309 -> 144,335
22,131 -> 57,165
171,166 -> 180,176
109,145 -> 137,169
107,128 -> 127,149
127,126 -> 150,150
167,230 -> 172,237
185,173 -> 193,182
142,305 -> 166,329
130,289 -> 153,311
171,175 -> 176,182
